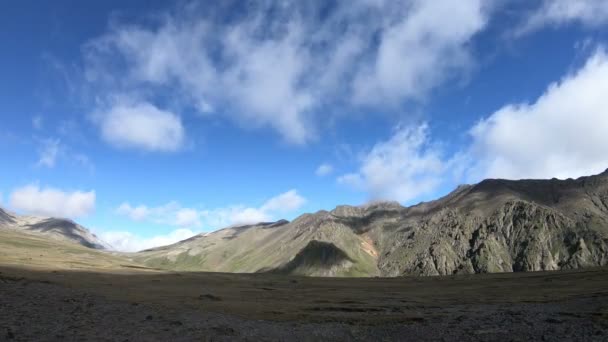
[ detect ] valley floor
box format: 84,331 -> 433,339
1,265 -> 608,341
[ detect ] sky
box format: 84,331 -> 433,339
1,0 -> 608,252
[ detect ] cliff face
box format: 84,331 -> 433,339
368,170 -> 608,276
134,170 -> 608,277
375,200 -> 607,276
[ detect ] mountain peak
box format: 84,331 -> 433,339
331,201 -> 403,218
0,207 -> 16,225
132,169 -> 608,277
363,200 -> 402,210
0,208 -> 107,250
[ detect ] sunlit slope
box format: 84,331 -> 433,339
133,169 -> 608,277
0,229 -> 144,271
132,217 -> 381,277
0,207 -> 108,249
3,170 -> 607,278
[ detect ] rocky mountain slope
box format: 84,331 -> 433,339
132,169 -> 608,277
0,208 -> 108,250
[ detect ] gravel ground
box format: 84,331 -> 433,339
1,276 -> 608,341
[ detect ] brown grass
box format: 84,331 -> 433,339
1,264 -> 607,324
2,228 -> 608,324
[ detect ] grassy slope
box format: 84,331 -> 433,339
0,229 -> 148,271
132,218 -> 380,276
2,218 -> 608,324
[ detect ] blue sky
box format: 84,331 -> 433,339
1,0 -> 608,251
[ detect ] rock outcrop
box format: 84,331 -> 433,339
133,169 -> 608,276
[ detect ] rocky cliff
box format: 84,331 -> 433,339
132,169 -> 608,276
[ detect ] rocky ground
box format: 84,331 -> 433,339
1,269 -> 608,341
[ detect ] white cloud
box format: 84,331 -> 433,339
202,190 -> 306,227
97,101 -> 185,152
116,190 -> 307,230
338,124 -> 447,203
116,203 -> 150,221
175,208 -> 200,228
9,184 -> 95,218
116,201 -> 197,227
205,207 -> 270,227
83,0 -> 493,145
338,50 -> 608,203
352,0 -> 488,105
260,189 -> 307,213
468,50 -> 608,180
36,139 -> 60,168
315,163 -> 334,177
519,0 -> 608,35
99,228 -> 196,252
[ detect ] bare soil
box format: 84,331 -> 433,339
1,265 -> 608,341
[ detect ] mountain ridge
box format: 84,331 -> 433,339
0,208 -> 108,250
131,169 -> 608,276
2,169 -> 608,278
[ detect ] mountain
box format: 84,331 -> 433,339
132,169 -> 608,277
133,218 -> 380,276
0,207 -> 108,250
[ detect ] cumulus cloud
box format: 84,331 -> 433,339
519,0 -> 608,35
116,203 -> 150,221
174,208 -> 201,228
9,184 -> 95,218
116,189 -> 306,230
352,0 -> 488,105
203,190 -> 306,227
339,50 -> 608,204
84,0 -> 493,144
468,49 -> 608,180
202,207 -> 271,228
96,101 -> 185,152
116,201 -> 198,227
315,163 -> 334,177
98,228 -> 196,252
338,124 -> 447,203
260,189 -> 307,213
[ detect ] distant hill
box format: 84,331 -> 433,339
0,207 -> 108,250
132,169 -> 608,277
2,170 -> 607,277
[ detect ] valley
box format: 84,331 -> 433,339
2,264 -> 608,340
2,170 -> 608,340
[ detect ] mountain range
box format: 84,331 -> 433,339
2,169 -> 608,277
0,207 -> 108,249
